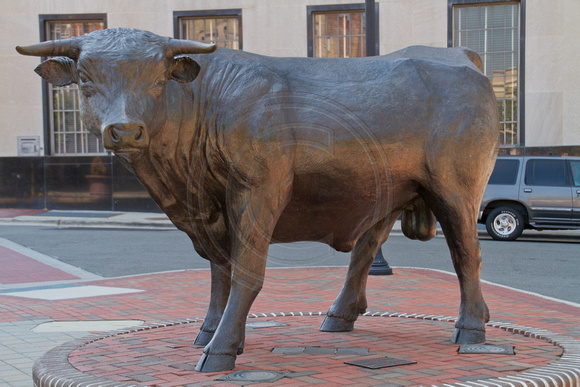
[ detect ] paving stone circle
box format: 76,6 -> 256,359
31,311 -> 580,386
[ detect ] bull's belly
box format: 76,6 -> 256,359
272,192 -> 414,252
272,212 -> 363,252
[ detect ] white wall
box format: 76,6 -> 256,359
525,0 -> 580,147
379,0 -> 447,54
1,0 -> 578,156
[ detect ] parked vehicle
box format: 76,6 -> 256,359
479,155 -> 580,240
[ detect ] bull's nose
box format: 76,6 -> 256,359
104,123 -> 149,152
109,125 -> 144,143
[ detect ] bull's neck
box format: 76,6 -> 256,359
130,84 -> 224,225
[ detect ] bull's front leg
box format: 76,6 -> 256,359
195,187 -> 285,373
194,261 -> 231,346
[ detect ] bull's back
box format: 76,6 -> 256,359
271,47 -> 493,144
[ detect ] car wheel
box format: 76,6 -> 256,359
485,206 -> 525,241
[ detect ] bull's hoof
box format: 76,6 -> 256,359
320,315 -> 354,332
452,328 -> 486,344
195,352 -> 236,372
193,329 -> 214,346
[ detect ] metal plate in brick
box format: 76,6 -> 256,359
272,346 -> 306,354
246,320 -> 287,328
458,344 -> 515,355
344,356 -> 417,369
336,348 -> 369,356
219,370 -> 287,383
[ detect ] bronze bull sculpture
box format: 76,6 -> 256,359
17,28 -> 499,372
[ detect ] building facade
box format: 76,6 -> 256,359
1,0 -> 579,210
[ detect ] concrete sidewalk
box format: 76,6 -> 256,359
0,208 -> 579,386
0,209 -> 174,229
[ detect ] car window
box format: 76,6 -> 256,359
570,161 -> 580,186
525,159 -> 567,186
488,159 -> 520,185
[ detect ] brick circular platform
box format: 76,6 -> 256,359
33,312 -> 580,386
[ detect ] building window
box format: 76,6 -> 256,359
451,1 -> 522,146
174,10 -> 242,50
307,4 -> 379,58
40,15 -> 107,155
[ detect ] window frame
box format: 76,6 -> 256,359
173,9 -> 243,50
525,159 -> 568,187
488,158 -> 520,185
307,3 -> 379,58
447,0 -> 526,147
569,160 -> 580,187
39,13 -> 108,156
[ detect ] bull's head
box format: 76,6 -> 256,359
16,28 -> 216,155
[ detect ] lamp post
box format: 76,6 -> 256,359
365,0 -> 393,276
365,0 -> 377,57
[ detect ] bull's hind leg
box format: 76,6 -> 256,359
422,190 -> 490,344
194,261 -> 231,346
320,215 -> 398,332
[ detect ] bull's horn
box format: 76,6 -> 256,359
166,38 -> 217,58
16,38 -> 80,59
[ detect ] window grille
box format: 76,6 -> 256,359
312,10 -> 366,58
178,12 -> 241,50
453,3 -> 520,146
45,19 -> 106,155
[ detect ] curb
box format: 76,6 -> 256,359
0,216 -> 175,230
1,215 -> 491,236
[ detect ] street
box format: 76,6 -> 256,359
0,225 -> 578,304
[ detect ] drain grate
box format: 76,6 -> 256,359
345,356 -> 417,369
219,370 -> 287,383
458,344 -> 515,355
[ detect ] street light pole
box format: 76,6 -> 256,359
365,0 -> 377,57
365,0 -> 392,276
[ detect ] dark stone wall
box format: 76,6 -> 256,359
1,145 -> 578,212
0,157 -> 45,209
499,145 -> 580,157
0,156 -> 160,212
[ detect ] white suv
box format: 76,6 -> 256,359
478,155 -> 580,241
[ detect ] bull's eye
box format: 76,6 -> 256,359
149,77 -> 166,98
78,71 -> 91,84
77,71 -> 96,97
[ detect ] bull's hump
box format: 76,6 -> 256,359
387,45 -> 483,73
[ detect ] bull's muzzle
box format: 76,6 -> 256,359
104,123 -> 149,153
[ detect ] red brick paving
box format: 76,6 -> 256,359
67,316 -> 564,386
0,208 -> 47,218
1,267 -> 578,385
0,245 -> 80,284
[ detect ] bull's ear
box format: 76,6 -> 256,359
34,57 -> 77,86
169,55 -> 201,83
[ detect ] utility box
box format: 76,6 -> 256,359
17,136 -> 41,156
